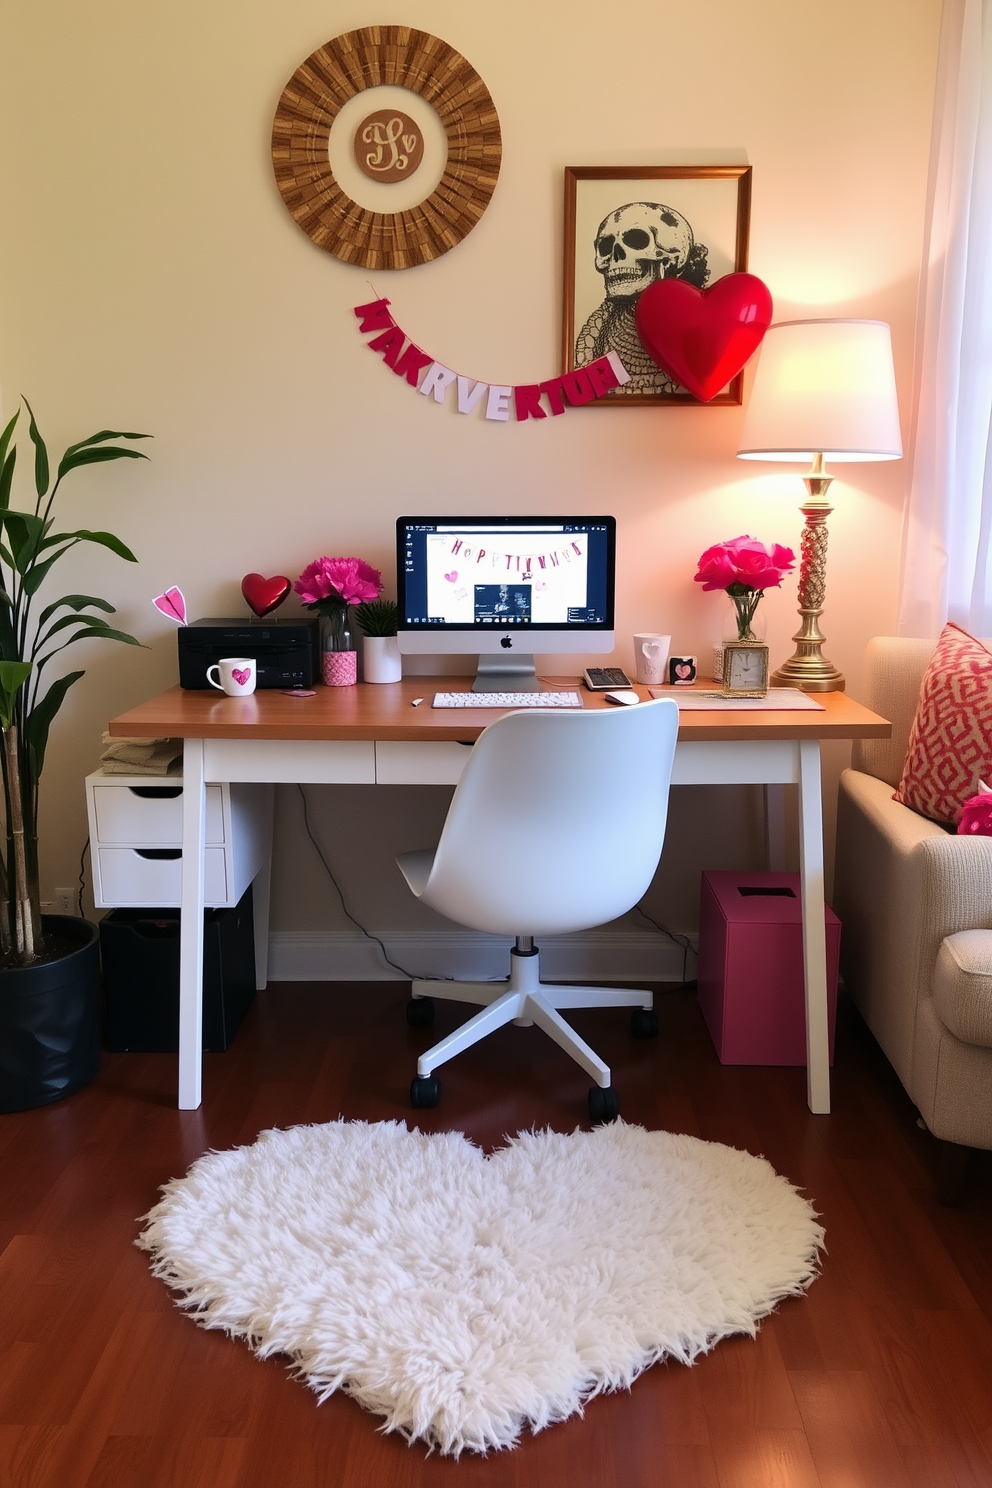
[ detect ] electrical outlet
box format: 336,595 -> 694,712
55,888 -> 75,916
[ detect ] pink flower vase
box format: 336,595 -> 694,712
323,650 -> 357,686
320,607 -> 357,687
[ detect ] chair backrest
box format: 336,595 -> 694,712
417,698 -> 679,937
853,635 -> 992,785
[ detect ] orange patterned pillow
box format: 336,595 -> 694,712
895,623 -> 992,823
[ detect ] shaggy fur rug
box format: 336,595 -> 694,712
137,1120 -> 823,1456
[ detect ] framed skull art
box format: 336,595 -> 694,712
562,166 -> 752,404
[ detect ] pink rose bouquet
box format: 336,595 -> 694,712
694,535 -> 795,640
294,556 -> 382,616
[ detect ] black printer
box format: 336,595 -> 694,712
178,618 -> 319,689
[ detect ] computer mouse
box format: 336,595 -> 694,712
604,690 -> 641,706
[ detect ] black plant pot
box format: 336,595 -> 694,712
0,915 -> 101,1113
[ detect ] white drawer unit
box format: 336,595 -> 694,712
86,772 -> 271,909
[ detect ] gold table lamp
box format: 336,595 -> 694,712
737,319 -> 902,691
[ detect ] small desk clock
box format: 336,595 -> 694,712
721,641 -> 769,697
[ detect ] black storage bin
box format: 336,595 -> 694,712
99,884 -> 255,1052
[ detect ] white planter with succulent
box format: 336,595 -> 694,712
356,599 -> 401,683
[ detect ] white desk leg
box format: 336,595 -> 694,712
252,784 -> 274,990
798,739 -> 831,1114
178,738 -> 206,1110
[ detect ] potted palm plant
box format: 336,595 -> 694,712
0,398 -> 148,1111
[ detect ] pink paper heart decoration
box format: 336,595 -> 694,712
242,573 -> 291,618
634,273 -> 773,402
676,664 -> 692,678
153,587 -> 187,625
444,570 -> 458,583
232,667 -> 251,687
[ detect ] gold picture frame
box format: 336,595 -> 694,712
272,26 -> 501,271
562,166 -> 752,405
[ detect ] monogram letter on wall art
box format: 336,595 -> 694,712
272,26 -> 501,271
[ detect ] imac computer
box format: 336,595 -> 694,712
396,516 -> 616,691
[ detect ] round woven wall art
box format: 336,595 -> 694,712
271,26 -> 501,271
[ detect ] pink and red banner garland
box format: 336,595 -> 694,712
442,534 -> 585,571
354,298 -> 630,422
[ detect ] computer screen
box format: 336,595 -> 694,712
397,516 -> 614,637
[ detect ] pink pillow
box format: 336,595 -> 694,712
894,623 -> 992,824
958,788 -> 992,835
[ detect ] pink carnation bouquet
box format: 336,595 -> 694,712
694,535 -> 795,641
294,556 -> 382,616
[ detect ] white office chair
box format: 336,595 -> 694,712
396,697 -> 679,1121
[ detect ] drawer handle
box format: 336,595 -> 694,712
134,848 -> 182,860
128,786 -> 183,799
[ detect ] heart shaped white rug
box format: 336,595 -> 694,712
137,1120 -> 823,1456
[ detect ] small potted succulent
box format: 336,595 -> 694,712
355,598 -> 401,684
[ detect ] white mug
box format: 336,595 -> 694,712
206,657 -> 256,696
633,633 -> 671,686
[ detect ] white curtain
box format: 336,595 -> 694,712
899,0 -> 992,636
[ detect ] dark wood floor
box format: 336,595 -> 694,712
2,978 -> 991,1488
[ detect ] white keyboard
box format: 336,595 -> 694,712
432,691 -> 583,708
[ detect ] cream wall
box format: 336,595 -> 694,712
0,1 -> 940,952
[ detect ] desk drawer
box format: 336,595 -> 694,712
91,782 -> 225,845
97,846 -> 229,906
375,741 -> 473,785
86,772 -> 271,909
203,738 -> 375,784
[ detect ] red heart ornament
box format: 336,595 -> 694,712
242,573 -> 291,618
634,273 -> 773,402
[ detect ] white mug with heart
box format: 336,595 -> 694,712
633,633 -> 671,685
206,657 -> 256,696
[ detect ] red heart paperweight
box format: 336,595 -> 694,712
634,273 -> 773,402
241,573 -> 291,619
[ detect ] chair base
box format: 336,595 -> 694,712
411,946 -> 653,1090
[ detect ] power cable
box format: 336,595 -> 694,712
632,903 -> 697,988
77,837 -> 89,918
296,784 -> 422,981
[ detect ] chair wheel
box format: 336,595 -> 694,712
631,1007 -> 659,1039
411,1075 -> 440,1108
588,1085 -> 619,1123
406,997 -> 435,1027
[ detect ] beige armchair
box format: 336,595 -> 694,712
834,637 -> 992,1203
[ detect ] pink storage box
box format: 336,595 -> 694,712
697,871 -> 840,1066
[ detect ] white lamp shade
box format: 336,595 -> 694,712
737,319 -> 902,462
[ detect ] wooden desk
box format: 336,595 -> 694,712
110,680 -> 891,1115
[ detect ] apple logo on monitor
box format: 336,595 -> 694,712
501,636 -> 513,649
